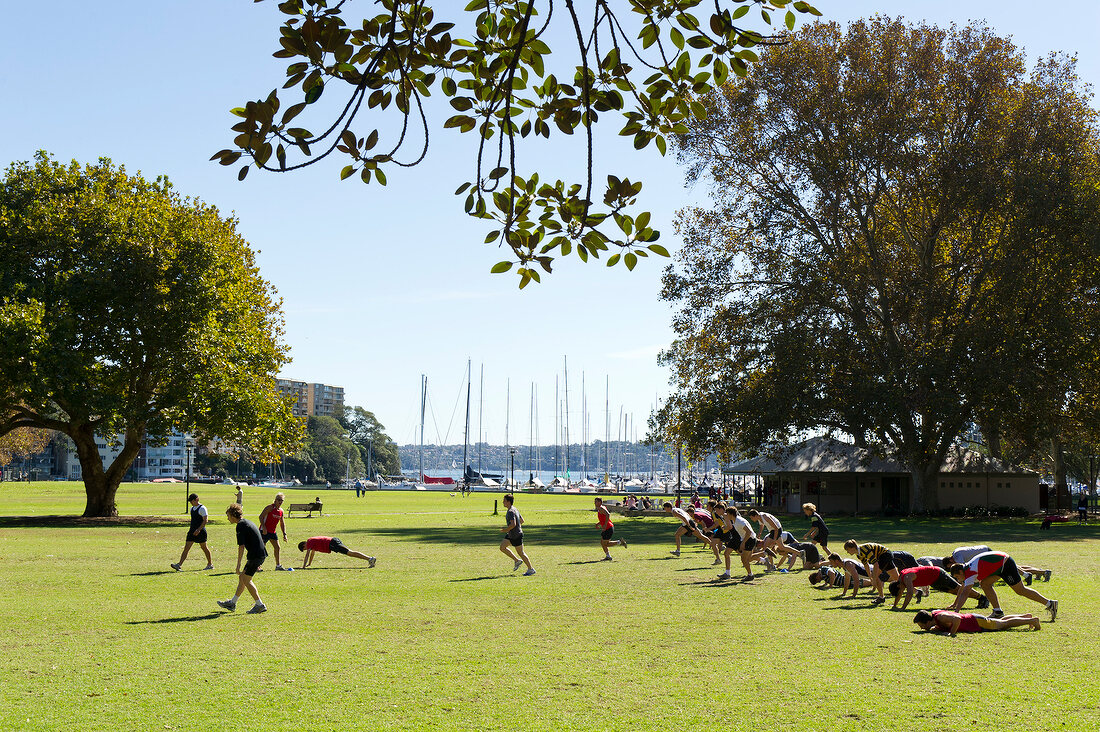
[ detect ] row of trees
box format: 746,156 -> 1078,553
656,18 -> 1100,511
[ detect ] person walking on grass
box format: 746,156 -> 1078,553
664,501 -> 712,556
217,503 -> 268,614
801,503 -> 830,555
595,497 -> 627,561
171,493 -> 213,571
259,492 -> 291,571
913,609 -> 1041,636
298,537 -> 377,568
948,551 -> 1058,621
499,494 -> 535,576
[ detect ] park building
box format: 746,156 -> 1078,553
727,436 -> 1041,515
4,431 -> 196,482
276,378 -> 345,419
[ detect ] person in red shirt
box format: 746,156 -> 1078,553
258,493 -> 290,571
913,609 -> 1040,636
594,497 -> 627,561
297,536 -> 377,568
949,551 -> 1058,621
888,565 -> 988,610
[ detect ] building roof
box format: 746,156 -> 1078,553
727,436 -> 1033,476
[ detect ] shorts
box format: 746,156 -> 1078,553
740,537 -> 757,552
814,530 -> 830,546
769,528 -> 781,541
329,537 -> 349,555
997,555 -> 1023,586
802,544 -> 821,564
242,558 -> 265,576
187,528 -> 208,544
891,551 -> 919,570
262,532 -> 279,543
929,569 -> 960,594
875,552 -> 896,572
507,534 -> 524,547
677,521 -> 698,534
718,529 -> 735,545
601,527 -> 615,541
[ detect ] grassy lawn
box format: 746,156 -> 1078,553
0,481 -> 1097,731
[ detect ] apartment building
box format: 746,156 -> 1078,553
277,378 -> 345,419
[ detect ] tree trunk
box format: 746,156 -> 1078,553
1052,436 -> 1070,511
910,462 -> 941,513
70,422 -> 143,517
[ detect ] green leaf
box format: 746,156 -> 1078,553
340,165 -> 355,180
624,252 -> 637,271
648,243 -> 670,257
304,82 -> 324,104
491,261 -> 513,273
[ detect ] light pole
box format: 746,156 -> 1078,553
510,447 -> 516,492
184,438 -> 193,514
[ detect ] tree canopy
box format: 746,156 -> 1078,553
213,0 -> 820,286
0,154 -> 303,516
658,18 -> 1100,511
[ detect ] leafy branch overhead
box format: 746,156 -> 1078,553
213,0 -> 820,286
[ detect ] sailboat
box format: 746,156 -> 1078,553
417,373 -> 456,489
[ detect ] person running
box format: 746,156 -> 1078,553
801,503 -> 830,554
687,505 -> 721,564
171,493 -> 213,571
949,551 -> 1058,621
217,503 -> 268,614
888,565 -> 988,611
913,609 -> 1041,636
828,552 -> 871,599
499,494 -> 535,575
594,497 -> 627,561
844,539 -> 897,604
718,506 -> 759,580
298,536 -> 377,568
259,493 -> 291,571
663,501 -> 712,556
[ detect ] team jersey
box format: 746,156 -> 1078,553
757,512 -> 781,532
809,512 -> 828,533
305,536 -> 334,553
597,508 -> 613,529
960,551 -> 1009,587
857,543 -> 889,565
692,509 -> 714,529
952,545 -> 993,564
671,507 -> 692,525
262,506 -> 283,533
932,610 -> 982,633
733,515 -> 755,541
506,507 -> 523,539
900,565 -> 943,587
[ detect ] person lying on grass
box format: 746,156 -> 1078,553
913,609 -> 1040,636
888,565 -> 989,611
298,537 -> 377,569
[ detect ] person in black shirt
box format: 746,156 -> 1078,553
499,494 -> 535,576
801,502 -> 830,555
171,493 -> 213,571
217,503 -> 268,614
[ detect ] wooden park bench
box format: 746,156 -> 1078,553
288,501 -> 322,518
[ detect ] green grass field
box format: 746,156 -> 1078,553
0,482 -> 1097,731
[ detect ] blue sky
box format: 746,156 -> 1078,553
3,1 -> 1098,447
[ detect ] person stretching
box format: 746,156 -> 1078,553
664,501 -> 713,556
913,609 -> 1040,636
889,565 -> 988,611
594,497 -> 627,561
948,552 -> 1057,621
844,539 -> 897,604
298,537 -> 377,569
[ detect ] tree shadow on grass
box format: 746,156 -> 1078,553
342,519 -> 686,548
0,515 -> 184,529
816,516 -> 1094,545
125,613 -> 223,625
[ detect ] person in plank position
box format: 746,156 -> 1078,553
913,609 -> 1040,636
298,537 -> 377,569
888,565 -> 988,610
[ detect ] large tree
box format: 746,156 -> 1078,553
658,18 -> 1100,511
0,154 -> 303,516
342,405 -> 401,477
213,0 -> 821,285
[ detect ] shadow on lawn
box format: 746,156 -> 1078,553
449,575 -> 508,582
343,519 -> 698,548
125,613 -> 223,625
0,515 -> 184,529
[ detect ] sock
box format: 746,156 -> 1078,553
231,594 -> 240,602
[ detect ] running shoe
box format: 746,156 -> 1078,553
513,559 -> 523,571
246,603 -> 267,614
712,558 -> 722,566
203,564 -> 214,571
990,608 -> 1005,618
1048,600 -> 1058,622
1024,572 -> 1032,586
368,557 -> 377,569
275,565 -> 288,571
717,572 -> 731,580
170,563 -> 181,571
744,574 -> 756,581
670,550 -> 680,556
977,595 -> 989,609
601,555 -> 613,561
216,599 -> 237,611
1044,569 -> 1052,582
620,538 -> 628,549
523,568 -> 536,576
871,597 -> 885,605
